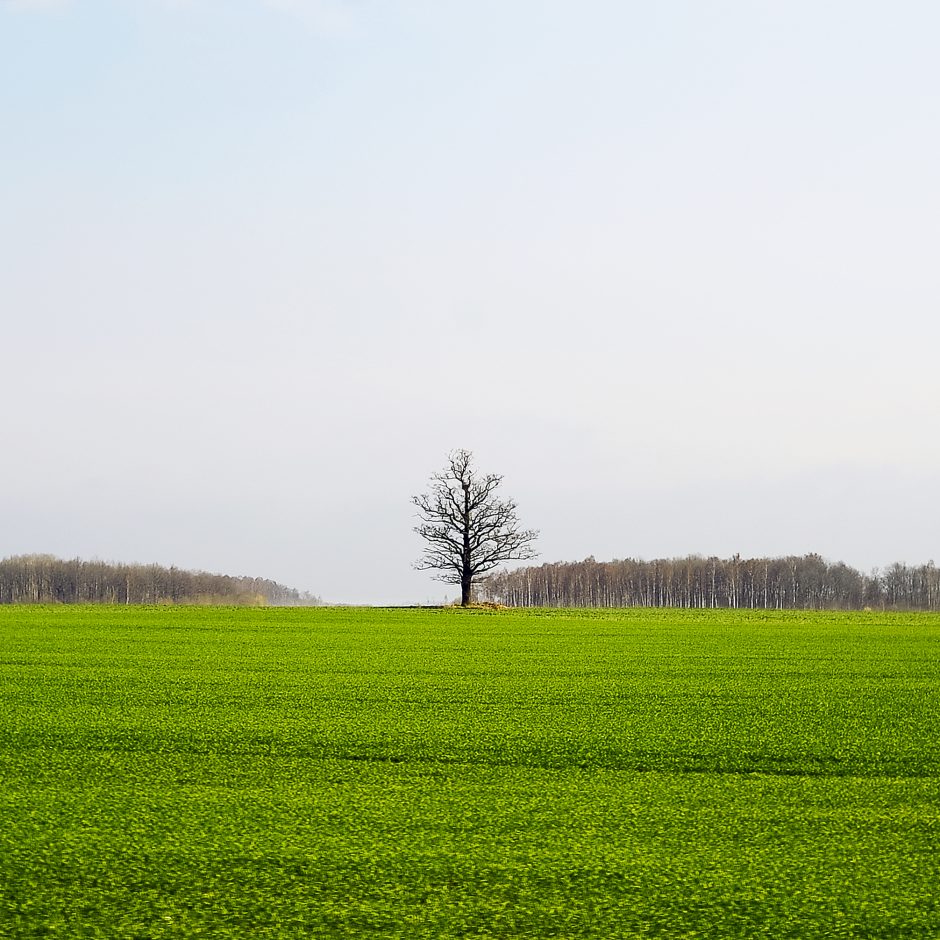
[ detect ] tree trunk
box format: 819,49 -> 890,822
461,575 -> 472,606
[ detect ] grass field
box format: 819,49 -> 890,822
1,605 -> 938,938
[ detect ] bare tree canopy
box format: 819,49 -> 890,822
482,554 -> 940,612
0,554 -> 321,606
413,449 -> 538,606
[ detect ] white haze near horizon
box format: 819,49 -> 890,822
1,0 -> 938,603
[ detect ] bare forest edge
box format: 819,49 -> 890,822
5,552 -> 940,611
0,555 -> 321,606
481,553 -> 940,611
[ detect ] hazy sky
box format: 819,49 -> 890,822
2,0 -> 938,602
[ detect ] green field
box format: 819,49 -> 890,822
1,606 -> 938,938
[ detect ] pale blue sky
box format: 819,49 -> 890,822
2,0 -> 938,602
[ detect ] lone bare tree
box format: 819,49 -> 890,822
413,449 -> 538,606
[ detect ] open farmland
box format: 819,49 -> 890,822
1,606 -> 939,938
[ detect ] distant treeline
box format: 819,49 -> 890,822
482,554 -> 940,611
0,555 -> 321,606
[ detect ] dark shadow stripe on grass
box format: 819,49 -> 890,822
3,731 -> 938,779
